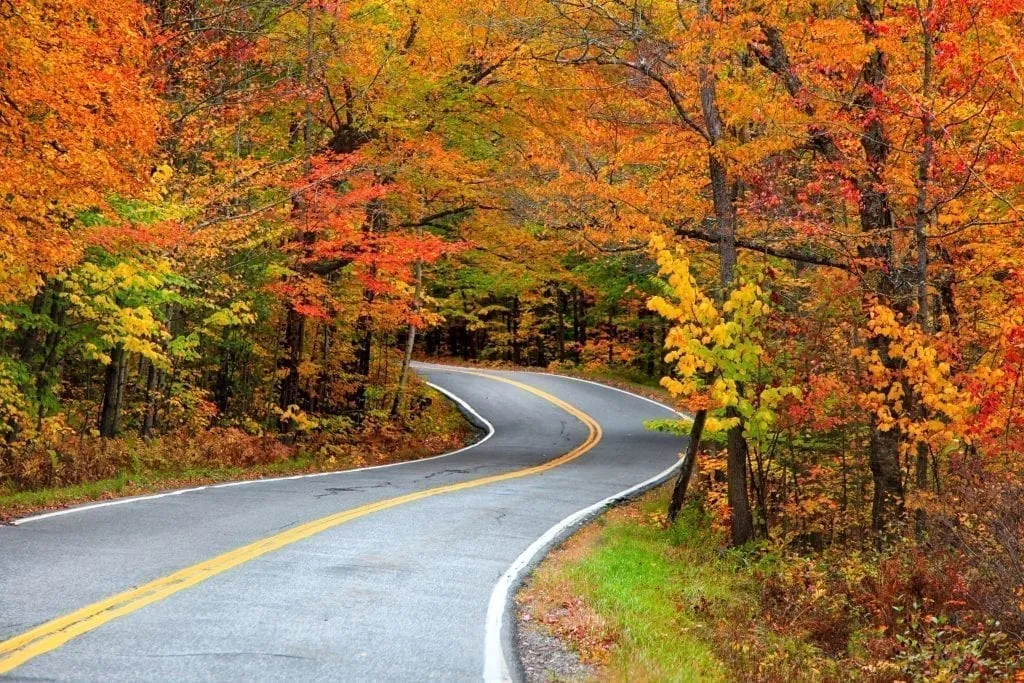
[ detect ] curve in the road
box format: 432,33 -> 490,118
0,370 -> 602,676
482,372 -> 688,683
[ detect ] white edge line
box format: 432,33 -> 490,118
480,373 -> 690,683
12,380 -> 495,526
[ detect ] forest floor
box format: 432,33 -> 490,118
0,379 -> 477,522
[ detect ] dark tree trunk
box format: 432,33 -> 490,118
510,295 -> 521,365
425,328 -> 439,356
314,322 -> 334,414
640,308 -> 655,378
214,339 -> 233,417
141,360 -> 160,439
659,319 -> 669,377
607,308 -> 615,365
573,289 -> 587,350
353,311 -> 373,418
99,345 -> 127,438
391,253 -> 423,418
33,288 -> 66,427
556,288 -> 566,362
350,195 -> 381,422
667,410 -> 707,523
754,4 -> 908,537
726,406 -> 755,544
913,4 -> 936,538
448,325 -> 459,358
278,305 -> 305,424
17,286 -> 49,361
461,326 -> 471,360
855,4 -> 907,536
698,0 -> 754,545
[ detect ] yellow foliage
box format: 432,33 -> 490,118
648,236 -> 799,442
859,303 -> 966,455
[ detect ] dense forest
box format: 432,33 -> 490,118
3,0 -> 1024,676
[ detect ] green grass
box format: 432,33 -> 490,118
0,474 -> 136,510
565,497 -> 748,682
523,489 -> 843,682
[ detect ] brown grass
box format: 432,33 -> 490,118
518,520 -> 620,667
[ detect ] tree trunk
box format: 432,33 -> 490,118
32,287 -> 66,429
214,332 -> 233,416
698,0 -> 754,545
278,305 -> 305,421
17,285 -> 48,361
313,321 -> 334,414
99,345 -> 127,438
640,308 -> 655,378
607,308 -> 615,365
141,360 -> 160,440
351,191 -> 387,421
726,406 -> 755,543
278,3 -> 317,430
573,289 -> 587,350
510,295 -> 521,365
856,2 -> 907,536
913,0 -> 936,537
353,312 -> 373,417
659,319 -> 669,377
390,254 -> 423,417
667,410 -> 707,523
556,288 -> 566,362
425,328 -> 438,356
753,7 -> 909,537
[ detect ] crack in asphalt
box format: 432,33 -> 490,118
417,462 -> 493,479
421,464 -> 491,480
314,482 -> 393,498
423,468 -> 472,479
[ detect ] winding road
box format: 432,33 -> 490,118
0,364 -> 684,681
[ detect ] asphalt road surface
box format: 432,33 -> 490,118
0,364 -> 683,681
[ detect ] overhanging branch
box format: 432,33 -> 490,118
673,227 -> 852,272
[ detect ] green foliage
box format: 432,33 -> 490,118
644,418 -> 691,436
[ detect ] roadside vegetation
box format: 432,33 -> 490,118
0,377 -> 473,520
520,487 -> 1024,682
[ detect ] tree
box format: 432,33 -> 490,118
0,0 -> 162,304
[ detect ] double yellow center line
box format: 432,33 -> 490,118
0,370 -> 602,675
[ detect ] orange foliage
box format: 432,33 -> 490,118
0,0 -> 162,301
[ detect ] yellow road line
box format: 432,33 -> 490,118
0,370 -> 602,675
